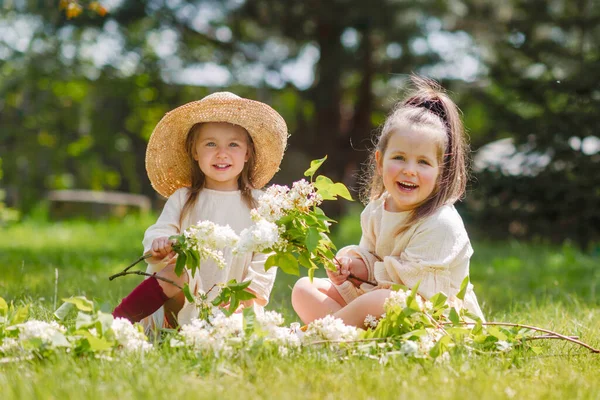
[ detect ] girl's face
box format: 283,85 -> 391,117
376,127 -> 441,212
192,122 -> 250,191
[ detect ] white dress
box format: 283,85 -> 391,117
333,193 -> 485,321
141,187 -> 277,328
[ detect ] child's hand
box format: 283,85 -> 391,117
327,256 -> 351,285
148,237 -> 176,262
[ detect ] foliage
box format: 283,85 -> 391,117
455,0 -> 600,246
238,156 -> 352,279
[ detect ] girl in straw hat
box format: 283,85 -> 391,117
112,92 -> 288,330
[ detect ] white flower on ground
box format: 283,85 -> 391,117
399,340 -> 419,356
303,315 -> 359,343
111,318 -> 152,352
14,320 -> 69,348
364,314 -> 379,329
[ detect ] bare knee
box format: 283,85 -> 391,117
291,277 -> 314,305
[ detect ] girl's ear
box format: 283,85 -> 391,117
375,150 -> 383,176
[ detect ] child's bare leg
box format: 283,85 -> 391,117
333,289 -> 391,328
291,277 -> 347,324
155,262 -> 188,298
164,291 -> 185,328
155,262 -> 188,327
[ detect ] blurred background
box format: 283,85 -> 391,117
1,0 -> 599,248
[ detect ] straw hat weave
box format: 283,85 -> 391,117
146,92 -> 288,198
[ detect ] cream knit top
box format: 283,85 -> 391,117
142,187 -> 277,327
334,193 -> 485,320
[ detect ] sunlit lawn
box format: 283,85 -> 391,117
1,214 -> 599,400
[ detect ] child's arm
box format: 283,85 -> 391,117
376,207 -> 472,300
142,189 -> 184,272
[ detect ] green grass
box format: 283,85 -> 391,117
1,215 -> 599,400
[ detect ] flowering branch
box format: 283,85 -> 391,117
443,321 -> 600,354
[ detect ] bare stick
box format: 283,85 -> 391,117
443,321 -> 600,354
113,270 -> 183,290
108,253 -> 152,281
526,335 -> 579,341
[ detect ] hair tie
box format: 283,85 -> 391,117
417,99 -> 448,127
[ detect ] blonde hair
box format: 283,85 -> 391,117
179,123 -> 257,226
361,75 -> 469,232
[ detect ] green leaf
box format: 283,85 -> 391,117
314,175 -> 337,200
0,297 -> 7,315
456,275 -> 470,300
63,296 -> 94,312
449,307 -> 461,326
227,279 -> 252,291
236,290 -> 256,301
303,156 -> 327,179
306,227 -> 320,253
54,302 -> 75,321
11,304 -> 29,325
331,182 -> 353,201
174,253 -> 187,276
429,292 -> 448,310
188,249 -> 200,275
243,307 -> 256,335
314,176 -> 353,201
75,312 -> 94,330
182,283 -> 195,303
487,326 -> 508,341
96,312 -> 114,336
81,331 -> 113,352
271,253 -> 299,275
265,254 -> 278,271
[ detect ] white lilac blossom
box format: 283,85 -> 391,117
254,311 -> 301,349
111,318 -> 153,352
236,219 -> 282,253
303,315 -> 359,343
419,328 -> 445,354
182,220 -> 239,268
14,320 -> 70,348
253,185 -> 294,222
364,314 -> 379,329
178,310 -> 245,357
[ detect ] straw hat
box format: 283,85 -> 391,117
146,92 -> 288,198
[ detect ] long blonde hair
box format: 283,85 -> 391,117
179,123 -> 257,226
361,75 -> 469,232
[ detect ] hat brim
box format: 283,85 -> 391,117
146,94 -> 288,198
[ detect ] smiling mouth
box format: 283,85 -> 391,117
396,181 -> 418,191
213,163 -> 232,170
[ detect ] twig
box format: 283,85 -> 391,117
108,253 -> 153,281
111,270 -> 183,290
444,321 -> 599,354
307,337 -> 391,346
333,256 -> 378,286
526,335 -> 579,341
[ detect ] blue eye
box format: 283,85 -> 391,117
206,142 -> 216,147
229,142 -> 240,147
